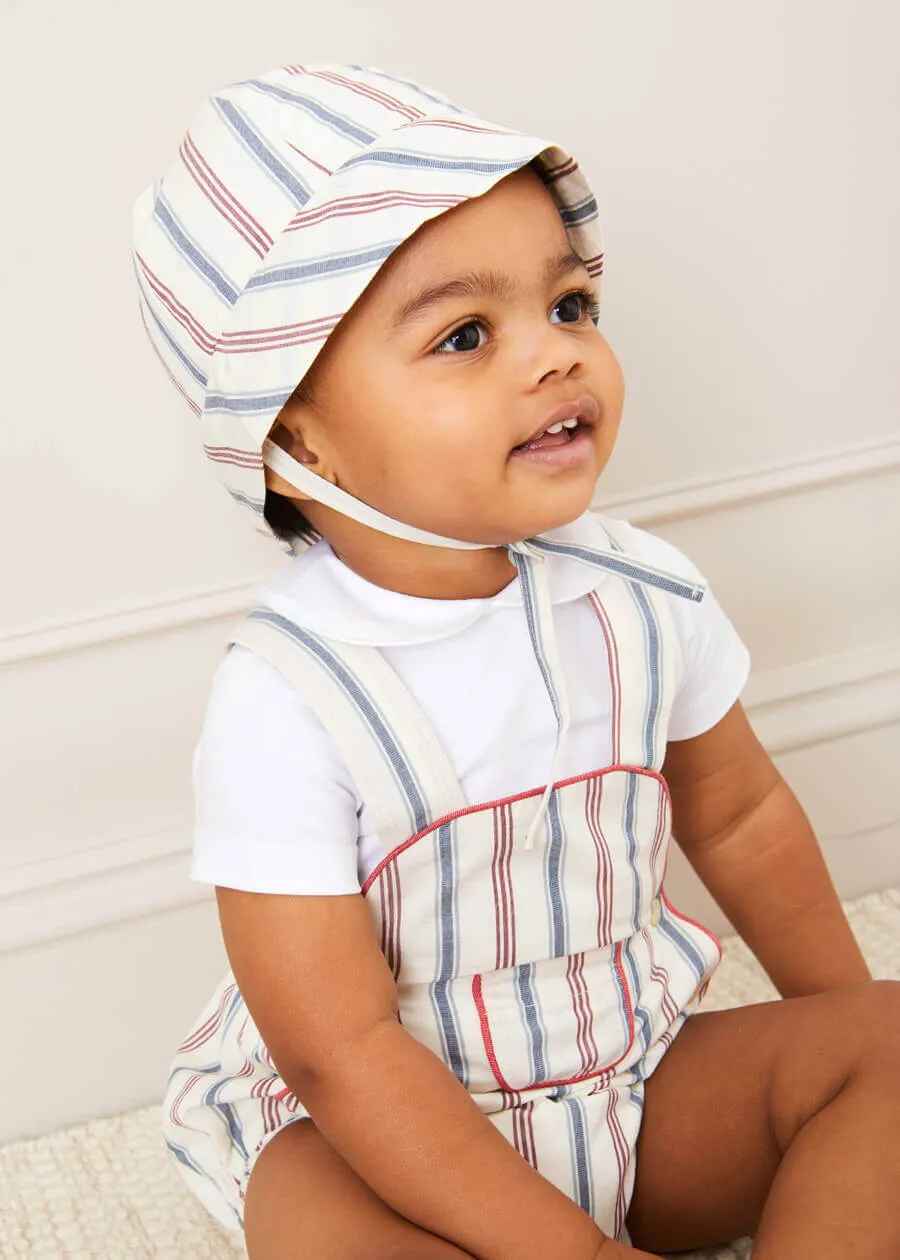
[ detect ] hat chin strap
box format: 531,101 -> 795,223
262,439 -> 495,552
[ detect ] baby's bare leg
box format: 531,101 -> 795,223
626,979 -> 900,1256
243,1116 -> 475,1259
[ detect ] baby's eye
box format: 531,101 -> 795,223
551,290 -> 601,326
433,321 -> 487,354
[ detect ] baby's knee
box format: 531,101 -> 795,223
823,979 -> 900,1085
855,979 -> 900,1063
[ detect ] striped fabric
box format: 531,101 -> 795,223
163,550 -> 721,1241
132,63 -> 604,548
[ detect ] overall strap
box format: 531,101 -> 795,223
231,608 -> 467,854
508,524 -> 704,844
587,517 -> 687,770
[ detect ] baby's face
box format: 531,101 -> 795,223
273,166 -> 625,545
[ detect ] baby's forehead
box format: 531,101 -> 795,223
371,168 -> 578,301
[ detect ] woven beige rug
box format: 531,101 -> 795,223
1,887 -> 897,1259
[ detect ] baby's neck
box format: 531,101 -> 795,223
320,529 -> 518,601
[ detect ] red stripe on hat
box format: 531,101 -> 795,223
217,313 -> 340,345
285,65 -> 425,122
181,132 -> 274,257
542,156 -> 579,180
287,189 -> 465,232
203,444 -> 264,469
216,314 -> 341,353
399,118 -> 515,138
139,304 -> 203,417
136,252 -> 217,354
284,140 -> 334,177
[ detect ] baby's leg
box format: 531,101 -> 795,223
626,979 -> 900,1256
243,1117 -> 475,1259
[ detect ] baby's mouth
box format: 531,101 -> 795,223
512,419 -> 584,453
511,395 -> 599,454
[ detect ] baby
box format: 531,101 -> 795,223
133,63 -> 899,1259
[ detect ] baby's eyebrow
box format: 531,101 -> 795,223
389,250 -> 587,335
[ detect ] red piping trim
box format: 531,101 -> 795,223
659,888 -> 723,965
361,764 -> 669,897
611,940 -> 637,1051
470,940 -> 638,1096
472,974 -> 513,1092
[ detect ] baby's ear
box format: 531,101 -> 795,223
263,421 -> 325,500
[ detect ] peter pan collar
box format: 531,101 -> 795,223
255,510 -> 616,648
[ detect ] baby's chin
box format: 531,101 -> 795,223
466,497 -> 598,547
509,481 -> 601,540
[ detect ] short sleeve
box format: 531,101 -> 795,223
612,521 -> 752,742
190,644 -> 364,895
667,582 -> 752,740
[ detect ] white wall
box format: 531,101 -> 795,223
1,0 -> 898,1142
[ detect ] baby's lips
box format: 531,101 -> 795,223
512,393 -> 600,450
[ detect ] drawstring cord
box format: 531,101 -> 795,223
508,542 -> 571,851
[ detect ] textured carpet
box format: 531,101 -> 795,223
1,888 -> 897,1259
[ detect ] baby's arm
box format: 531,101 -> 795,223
217,887 -> 653,1260
664,700 -> 871,997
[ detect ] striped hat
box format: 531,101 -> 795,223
132,62 -> 604,550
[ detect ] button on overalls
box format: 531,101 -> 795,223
163,523 -> 722,1240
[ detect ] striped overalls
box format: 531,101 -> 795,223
163,527 -> 722,1239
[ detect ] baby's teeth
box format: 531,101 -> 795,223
545,422 -> 565,434
562,417 -> 579,429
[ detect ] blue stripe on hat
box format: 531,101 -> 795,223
246,241 -> 397,289
227,489 -> 266,516
213,97 -> 312,205
340,149 -> 529,176
244,78 -> 379,147
153,194 -> 240,305
559,195 -> 599,227
142,291 -> 209,387
205,388 -> 294,414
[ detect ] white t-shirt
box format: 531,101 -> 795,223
191,513 -> 750,896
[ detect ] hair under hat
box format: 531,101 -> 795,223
132,62 -> 604,551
